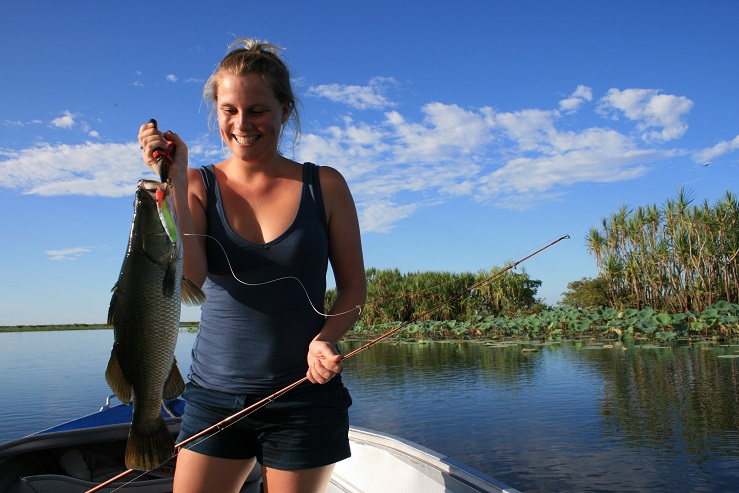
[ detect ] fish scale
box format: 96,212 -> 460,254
106,179 -> 205,471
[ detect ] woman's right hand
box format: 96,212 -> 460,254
138,121 -> 189,189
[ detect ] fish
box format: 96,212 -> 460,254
105,179 -> 205,471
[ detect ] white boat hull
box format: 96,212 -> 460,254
0,399 -> 520,493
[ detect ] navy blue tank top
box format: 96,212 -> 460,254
189,162 -> 330,394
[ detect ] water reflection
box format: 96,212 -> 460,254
2,332 -> 739,492
339,340 -> 739,492
583,344 -> 739,456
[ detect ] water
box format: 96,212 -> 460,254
2,331 -> 739,492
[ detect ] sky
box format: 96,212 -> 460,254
1,0 -> 737,325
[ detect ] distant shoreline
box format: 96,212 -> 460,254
0,322 -> 201,333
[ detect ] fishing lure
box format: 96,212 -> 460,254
155,184 -> 178,245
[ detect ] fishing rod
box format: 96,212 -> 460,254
86,233 -> 568,493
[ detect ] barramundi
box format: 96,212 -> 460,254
105,179 -> 205,471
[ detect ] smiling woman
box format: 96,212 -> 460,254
203,39 -> 301,152
2,0 -> 738,350
137,38 -> 367,493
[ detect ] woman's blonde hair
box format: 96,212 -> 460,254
204,38 -> 301,146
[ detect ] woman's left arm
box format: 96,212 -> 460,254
306,166 -> 367,384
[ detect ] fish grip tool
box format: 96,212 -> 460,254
148,119 -> 175,183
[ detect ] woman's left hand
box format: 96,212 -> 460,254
306,340 -> 343,384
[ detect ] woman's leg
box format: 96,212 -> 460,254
173,448 -> 256,493
262,464 -> 335,493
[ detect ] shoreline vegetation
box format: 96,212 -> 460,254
6,189 -> 735,342
0,322 -> 201,333
3,303 -> 736,344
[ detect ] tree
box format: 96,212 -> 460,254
559,277 -> 610,309
584,187 -> 738,311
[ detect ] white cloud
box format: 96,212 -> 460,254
493,108 -> 558,152
166,74 -> 178,83
3,119 -> 42,127
693,134 -> 739,163
388,103 -> 495,161
0,137 -> 221,197
0,142 -> 153,196
559,85 -> 593,113
45,247 -> 93,261
598,88 -> 693,141
0,85 -> 718,235
50,110 -> 76,129
357,200 -> 418,234
307,77 -> 397,110
295,86 -> 694,231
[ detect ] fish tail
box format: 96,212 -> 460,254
125,417 -> 175,471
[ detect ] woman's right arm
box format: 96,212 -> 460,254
138,122 -> 208,286
179,167 -> 208,286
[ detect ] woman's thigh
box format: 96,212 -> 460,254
173,448 -> 256,493
262,464 -> 335,493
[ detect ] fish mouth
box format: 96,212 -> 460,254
138,179 -> 167,199
139,179 -> 166,191
136,179 -> 178,244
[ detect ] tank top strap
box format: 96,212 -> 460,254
198,162 -> 326,228
304,162 -> 327,229
198,164 -> 216,216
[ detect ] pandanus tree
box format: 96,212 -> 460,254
585,187 -> 739,312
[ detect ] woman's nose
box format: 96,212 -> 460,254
235,113 -> 251,131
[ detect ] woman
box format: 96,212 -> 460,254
138,39 -> 366,493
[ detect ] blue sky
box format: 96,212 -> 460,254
1,1 -> 736,325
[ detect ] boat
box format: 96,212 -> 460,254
0,397 -> 521,493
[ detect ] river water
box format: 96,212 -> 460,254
1,330 -> 739,492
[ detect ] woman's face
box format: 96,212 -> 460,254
216,72 -> 289,163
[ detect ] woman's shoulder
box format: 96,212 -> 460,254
314,164 -> 355,221
315,164 -> 350,191
186,166 -> 209,206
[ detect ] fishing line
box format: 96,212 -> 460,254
86,234 -> 568,493
96,398 -> 278,493
363,233 -> 571,308
185,232 -> 568,317
183,232 -> 362,318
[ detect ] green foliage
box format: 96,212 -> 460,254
559,277 -> 610,309
347,301 -> 739,343
326,266 -> 544,327
586,188 -> 739,313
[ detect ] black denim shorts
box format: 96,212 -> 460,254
176,380 -> 352,470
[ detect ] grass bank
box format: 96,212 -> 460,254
0,322 -> 201,333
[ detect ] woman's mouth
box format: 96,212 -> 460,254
234,135 -> 259,145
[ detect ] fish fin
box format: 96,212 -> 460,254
162,399 -> 177,418
107,284 -> 119,326
125,416 -> 175,471
162,263 -> 178,298
181,276 -> 207,306
162,358 -> 185,400
105,349 -> 132,404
